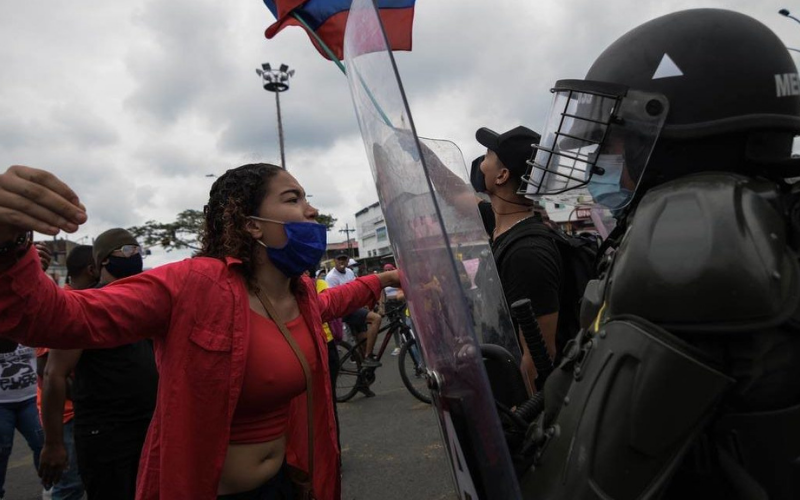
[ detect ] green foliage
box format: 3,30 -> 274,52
129,210 -> 339,252
316,213 -> 337,231
128,209 -> 203,252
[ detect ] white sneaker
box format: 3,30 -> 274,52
391,347 -> 401,356
42,487 -> 52,500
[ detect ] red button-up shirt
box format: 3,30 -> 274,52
0,247 -> 382,499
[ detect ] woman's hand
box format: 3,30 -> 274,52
0,165 -> 86,242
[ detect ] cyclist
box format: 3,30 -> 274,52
326,254 -> 382,369
380,263 -> 406,355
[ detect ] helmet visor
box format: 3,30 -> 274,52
519,80 -> 668,210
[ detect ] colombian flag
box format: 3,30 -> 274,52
263,0 -> 415,60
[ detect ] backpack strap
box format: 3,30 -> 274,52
493,219 -> 561,266
255,292 -> 315,486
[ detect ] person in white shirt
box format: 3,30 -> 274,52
0,344 -> 43,499
326,255 -> 382,372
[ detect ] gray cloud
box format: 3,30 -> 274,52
1,0 -> 797,266
124,0 -> 237,123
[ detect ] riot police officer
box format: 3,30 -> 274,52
515,8 -> 800,500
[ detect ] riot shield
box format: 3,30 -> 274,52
343,1 -> 522,498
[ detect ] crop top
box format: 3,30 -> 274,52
229,310 -> 317,444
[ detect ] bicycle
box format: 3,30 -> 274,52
335,303 -> 431,404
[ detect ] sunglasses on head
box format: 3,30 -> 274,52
113,245 -> 141,258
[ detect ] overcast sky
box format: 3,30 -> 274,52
1,0 -> 795,266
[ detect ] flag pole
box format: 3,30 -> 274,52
292,13 -> 347,75
292,12 -> 393,128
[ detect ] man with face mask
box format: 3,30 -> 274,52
36,244 -> 96,500
470,126 -> 564,387
37,228 -> 158,500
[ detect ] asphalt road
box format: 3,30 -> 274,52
338,349 -> 455,500
5,351 -> 456,500
6,429 -> 43,499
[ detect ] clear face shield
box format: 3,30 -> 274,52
519,80 -> 669,211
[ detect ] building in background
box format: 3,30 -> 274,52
322,240 -> 359,265
356,202 -> 392,262
34,238 -> 78,286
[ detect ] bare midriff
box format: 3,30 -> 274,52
217,436 -> 286,495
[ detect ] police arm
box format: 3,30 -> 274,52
39,348 -> 82,489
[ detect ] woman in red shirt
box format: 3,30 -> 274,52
0,163 -> 400,499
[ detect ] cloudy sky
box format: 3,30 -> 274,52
0,0 -> 796,266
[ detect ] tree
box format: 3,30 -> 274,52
317,213 -> 337,231
128,209 -> 203,253
128,210 -> 338,253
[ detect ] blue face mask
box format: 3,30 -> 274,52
588,154 -> 632,210
249,216 -> 327,278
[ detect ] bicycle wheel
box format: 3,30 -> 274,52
398,338 -> 432,404
335,340 -> 363,403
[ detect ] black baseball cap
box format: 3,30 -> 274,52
335,253 -> 349,260
475,126 -> 541,177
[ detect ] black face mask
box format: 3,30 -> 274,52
470,155 -> 487,193
104,255 -> 143,279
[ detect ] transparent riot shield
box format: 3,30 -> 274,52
343,1 -> 523,498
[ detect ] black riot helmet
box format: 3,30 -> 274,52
520,9 -> 800,210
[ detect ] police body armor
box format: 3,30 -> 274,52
520,172 -> 800,500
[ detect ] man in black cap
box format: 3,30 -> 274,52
38,228 -> 158,500
471,126 -> 561,390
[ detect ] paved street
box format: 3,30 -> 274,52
338,350 -> 455,500
5,349 -> 456,499
6,429 -> 42,499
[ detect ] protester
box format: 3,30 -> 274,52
421,127 -> 553,390
472,126 -> 562,362
326,254 -> 383,370
380,263 -> 405,356
36,245 -> 96,500
39,234 -> 157,500
0,243 -> 53,500
0,162 -> 400,499
63,244 -> 98,290
0,343 -> 42,500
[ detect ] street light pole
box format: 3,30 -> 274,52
256,63 -> 295,170
274,90 -> 286,170
780,8 -> 800,26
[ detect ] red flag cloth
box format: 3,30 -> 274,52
263,0 -> 415,60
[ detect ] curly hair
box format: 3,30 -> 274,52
199,163 -> 283,290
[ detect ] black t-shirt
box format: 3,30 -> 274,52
72,293 -> 158,430
491,217 -> 562,319
479,200 -> 563,334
